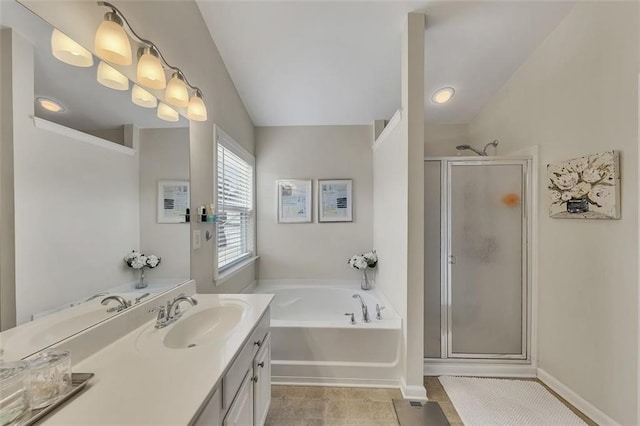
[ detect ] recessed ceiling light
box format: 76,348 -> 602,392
36,97 -> 65,113
432,87 -> 455,104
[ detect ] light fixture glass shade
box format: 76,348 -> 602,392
165,73 -> 189,107
97,61 -> 129,91
187,92 -> 207,121
132,85 -> 157,108
432,87 -> 455,104
51,29 -> 93,67
157,102 -> 179,122
94,14 -> 132,66
137,48 -> 166,89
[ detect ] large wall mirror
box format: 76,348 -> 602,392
0,1 -> 191,360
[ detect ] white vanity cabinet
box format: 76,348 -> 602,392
224,369 -> 254,426
253,334 -> 271,426
193,309 -> 271,426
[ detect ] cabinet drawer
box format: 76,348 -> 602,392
222,308 -> 270,410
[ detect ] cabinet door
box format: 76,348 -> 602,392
253,333 -> 271,426
193,387 -> 222,426
224,369 -> 254,426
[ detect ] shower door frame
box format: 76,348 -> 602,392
437,157 -> 532,361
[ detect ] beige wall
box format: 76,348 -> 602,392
373,13 -> 426,399
139,127 -> 190,281
255,125 -> 373,280
373,113 -> 409,385
424,123 -> 469,156
404,12 -> 426,396
468,3 -> 638,424
0,29 -> 16,331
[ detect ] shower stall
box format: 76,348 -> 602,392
424,157 -> 532,367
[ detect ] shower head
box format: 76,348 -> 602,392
455,140 -> 499,156
456,144 -> 485,156
482,140 -> 499,155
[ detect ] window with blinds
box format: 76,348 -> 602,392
216,133 -> 255,272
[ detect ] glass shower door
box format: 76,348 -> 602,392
447,161 -> 527,359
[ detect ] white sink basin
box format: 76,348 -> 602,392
135,299 -> 249,352
29,305 -> 113,345
164,305 -> 246,349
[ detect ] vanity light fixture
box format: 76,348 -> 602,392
165,72 -> 189,108
36,97 -> 65,113
95,1 -> 208,121
94,7 -> 132,65
51,29 -> 93,67
187,90 -> 207,122
137,47 -> 166,89
97,61 -> 129,91
432,87 -> 455,104
132,85 -> 157,108
157,102 -> 179,122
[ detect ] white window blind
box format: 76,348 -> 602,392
216,132 -> 255,272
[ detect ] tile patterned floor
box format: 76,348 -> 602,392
266,386 -> 402,426
267,377 -> 596,425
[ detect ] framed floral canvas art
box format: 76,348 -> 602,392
547,151 -> 620,219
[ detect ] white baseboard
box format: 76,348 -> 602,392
424,360 -> 536,378
272,376 -> 399,389
537,368 -> 619,426
400,377 -> 427,401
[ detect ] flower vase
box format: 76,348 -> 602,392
136,268 -> 147,289
361,269 -> 373,290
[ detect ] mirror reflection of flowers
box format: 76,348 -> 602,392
124,250 -> 161,269
124,250 -> 161,289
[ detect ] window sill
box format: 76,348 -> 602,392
215,256 -> 259,286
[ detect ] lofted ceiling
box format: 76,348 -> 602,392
197,1 -> 573,126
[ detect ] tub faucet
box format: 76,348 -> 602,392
352,294 -> 371,323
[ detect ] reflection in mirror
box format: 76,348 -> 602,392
0,1 -> 191,360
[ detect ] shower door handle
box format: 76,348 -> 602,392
448,255 -> 456,265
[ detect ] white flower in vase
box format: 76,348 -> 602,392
130,257 -> 145,269
124,250 -> 161,289
146,255 -> 161,268
348,255 -> 368,271
348,250 -> 378,290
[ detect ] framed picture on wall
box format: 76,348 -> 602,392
318,179 -> 353,223
277,179 -> 312,223
157,180 -> 190,223
547,150 -> 620,219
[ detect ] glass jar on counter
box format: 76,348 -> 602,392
0,360 -> 30,426
27,350 -> 71,410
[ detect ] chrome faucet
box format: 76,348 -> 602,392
376,304 -> 385,320
352,294 -> 370,323
150,294 -> 198,329
167,294 -> 198,320
85,292 -> 108,302
101,295 -> 131,313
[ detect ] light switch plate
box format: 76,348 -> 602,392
193,230 -> 202,249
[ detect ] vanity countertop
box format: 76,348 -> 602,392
40,293 -> 273,425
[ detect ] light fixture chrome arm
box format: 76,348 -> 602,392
96,1 -> 203,96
